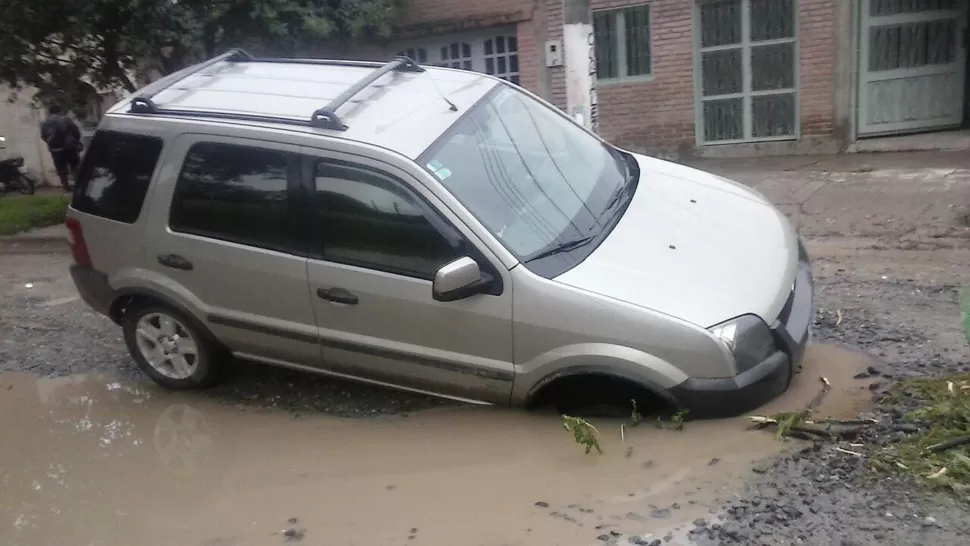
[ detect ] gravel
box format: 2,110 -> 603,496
0,265 -> 451,417
681,256 -> 970,545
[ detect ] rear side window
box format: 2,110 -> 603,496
72,131 -> 163,224
169,142 -> 298,253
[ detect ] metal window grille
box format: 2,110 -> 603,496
437,43 -> 474,70
396,47 -> 428,64
484,36 -> 520,85
593,4 -> 653,81
696,0 -> 799,144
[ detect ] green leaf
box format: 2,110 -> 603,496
0,0 -> 401,109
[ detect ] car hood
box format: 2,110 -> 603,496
554,153 -> 798,328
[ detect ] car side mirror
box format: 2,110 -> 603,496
433,256 -> 491,302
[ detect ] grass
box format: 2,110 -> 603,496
871,374 -> 970,498
0,194 -> 71,235
867,292 -> 970,498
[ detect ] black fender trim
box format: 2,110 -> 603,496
110,288 -> 223,348
522,365 -> 679,409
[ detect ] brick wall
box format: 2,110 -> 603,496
403,0 -> 532,23
398,0 -> 544,96
547,0 -> 567,108
798,0 -> 836,137
548,0 -> 839,157
587,0 -> 695,156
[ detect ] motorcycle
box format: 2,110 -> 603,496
0,136 -> 37,196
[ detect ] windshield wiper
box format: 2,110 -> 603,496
603,154 -> 637,213
526,236 -> 594,262
604,178 -> 630,212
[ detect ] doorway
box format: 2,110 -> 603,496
856,0 -> 969,138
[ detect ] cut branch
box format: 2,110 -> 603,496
924,436 -> 970,454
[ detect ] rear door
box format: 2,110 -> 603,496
142,134 -> 319,367
69,130 -> 165,275
300,150 -> 515,404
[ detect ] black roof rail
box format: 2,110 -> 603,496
309,55 -> 423,130
250,57 -> 387,69
130,48 -> 253,114
125,52 -> 425,132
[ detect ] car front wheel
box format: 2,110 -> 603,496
123,304 -> 220,389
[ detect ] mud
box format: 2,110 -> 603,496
0,344 -> 872,546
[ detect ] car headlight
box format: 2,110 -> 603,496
710,314 -> 777,374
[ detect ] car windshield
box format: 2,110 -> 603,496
418,85 -> 632,267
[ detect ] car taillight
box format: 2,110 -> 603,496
65,217 -> 92,268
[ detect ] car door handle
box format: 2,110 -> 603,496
157,253 -> 193,271
316,287 -> 359,305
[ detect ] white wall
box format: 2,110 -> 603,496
0,86 -> 58,186
563,22 -> 597,133
0,85 -> 124,187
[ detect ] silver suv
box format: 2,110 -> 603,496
67,50 -> 813,418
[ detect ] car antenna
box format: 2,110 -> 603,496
427,73 -> 458,112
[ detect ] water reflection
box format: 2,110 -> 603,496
153,403 -> 212,476
0,343 -> 880,546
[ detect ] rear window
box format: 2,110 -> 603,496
72,131 -> 164,224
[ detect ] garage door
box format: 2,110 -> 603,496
858,0 -> 968,136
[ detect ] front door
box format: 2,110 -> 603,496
301,151 -> 515,405
858,0 -> 969,136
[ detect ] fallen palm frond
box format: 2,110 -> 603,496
869,371 -> 970,498
747,376 -> 862,441
562,415 -> 603,455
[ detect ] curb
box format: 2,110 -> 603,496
0,236 -> 69,255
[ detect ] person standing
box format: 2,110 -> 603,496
40,105 -> 82,192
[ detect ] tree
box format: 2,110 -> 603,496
0,0 -> 400,110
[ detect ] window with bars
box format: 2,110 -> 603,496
393,31 -> 521,85
397,47 -> 428,63
437,42 -> 473,70
696,0 -> 798,144
593,4 -> 653,82
484,36 -> 520,84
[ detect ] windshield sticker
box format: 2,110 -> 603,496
434,167 -> 452,181
426,160 -> 444,173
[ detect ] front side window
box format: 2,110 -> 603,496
313,161 -> 461,279
169,142 -> 298,253
418,85 -> 633,276
72,131 -> 163,224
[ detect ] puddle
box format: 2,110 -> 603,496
0,344 -> 878,546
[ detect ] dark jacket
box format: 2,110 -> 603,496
40,114 -> 81,153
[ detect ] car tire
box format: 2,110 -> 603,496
123,303 -> 221,389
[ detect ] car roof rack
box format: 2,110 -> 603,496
127,50 -> 424,131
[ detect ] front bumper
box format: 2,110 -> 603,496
668,245 -> 814,419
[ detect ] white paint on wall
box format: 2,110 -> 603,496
0,86 -> 57,185
0,85 -> 124,186
563,22 -> 598,133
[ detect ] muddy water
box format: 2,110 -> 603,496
0,344 -> 878,546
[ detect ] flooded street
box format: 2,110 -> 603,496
0,345 -> 876,546
5,155 -> 970,544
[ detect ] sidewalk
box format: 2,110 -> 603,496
684,150 -> 970,244
0,224 -> 68,254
